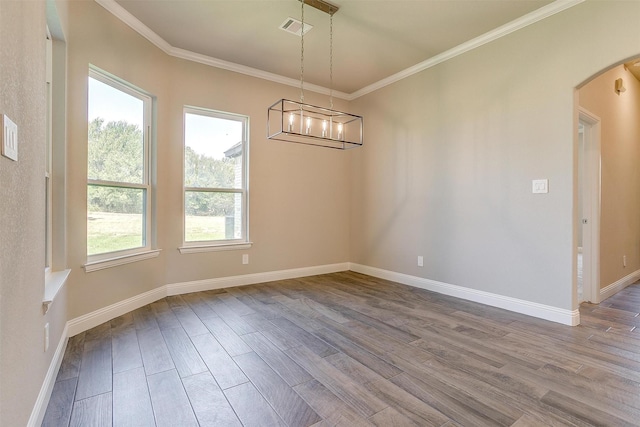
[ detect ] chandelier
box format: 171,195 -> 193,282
267,0 -> 363,150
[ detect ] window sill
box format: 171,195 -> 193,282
83,249 -> 162,273
178,242 -> 253,254
43,268 -> 71,314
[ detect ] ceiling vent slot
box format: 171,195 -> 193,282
279,17 -> 313,36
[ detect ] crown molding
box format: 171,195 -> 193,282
96,0 -> 173,53
348,0 -> 585,100
96,0 -> 583,102
169,46 -> 351,100
94,0 -> 350,100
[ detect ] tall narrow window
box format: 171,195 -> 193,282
87,68 -> 152,260
182,107 -> 249,248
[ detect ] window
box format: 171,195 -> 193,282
181,107 -> 249,251
45,32 -> 52,270
44,27 -> 71,311
87,68 -> 153,262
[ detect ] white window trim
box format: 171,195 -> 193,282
44,27 -> 72,311
178,242 -> 253,254
43,268 -> 71,313
84,249 -> 161,273
87,67 -> 155,263
45,31 -> 53,271
181,106 -> 250,249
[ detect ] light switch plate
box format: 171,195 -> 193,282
532,179 -> 548,194
2,114 -> 18,161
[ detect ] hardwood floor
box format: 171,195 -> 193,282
42,271 -> 640,426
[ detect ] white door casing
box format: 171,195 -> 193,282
578,107 -> 601,304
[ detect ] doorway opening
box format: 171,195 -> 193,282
577,108 -> 601,304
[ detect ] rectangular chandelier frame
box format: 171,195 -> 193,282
267,99 -> 363,150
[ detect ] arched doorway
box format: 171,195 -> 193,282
576,57 -> 640,306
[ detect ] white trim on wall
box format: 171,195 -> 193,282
350,0 -> 585,99
33,260 -> 585,424
95,0 -> 584,101
172,47 -> 350,100
94,0 -> 351,100
578,107 -> 602,304
83,249 -> 161,273
61,260 -> 584,336
27,324 -> 68,427
35,262 -> 347,424
166,263 -> 350,295
349,263 -> 580,326
68,262 -> 349,336
600,268 -> 640,302
67,287 -> 166,336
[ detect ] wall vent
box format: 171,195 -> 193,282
279,17 -> 313,36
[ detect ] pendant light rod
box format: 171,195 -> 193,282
300,0 -> 305,103
302,0 -> 339,16
329,12 -> 333,109
267,0 -> 363,150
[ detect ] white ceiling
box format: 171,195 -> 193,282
106,0 -> 569,97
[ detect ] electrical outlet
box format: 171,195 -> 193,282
242,254 -> 249,265
44,323 -> 50,352
417,256 -> 424,267
532,179 -> 549,194
1,114 -> 18,161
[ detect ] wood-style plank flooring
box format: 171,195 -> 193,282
42,271 -> 640,426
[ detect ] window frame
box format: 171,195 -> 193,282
180,106 -> 250,252
45,31 -> 53,272
44,26 -> 72,312
86,67 -> 154,263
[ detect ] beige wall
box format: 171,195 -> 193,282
579,65 -> 640,289
350,0 -> 640,311
3,1 -> 640,424
0,1 -> 69,426
65,0 -> 351,318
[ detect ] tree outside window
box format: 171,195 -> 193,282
87,69 -> 152,259
183,108 -> 249,245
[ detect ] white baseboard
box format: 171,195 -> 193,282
32,260 -> 581,425
67,286 -> 167,337
68,262 -> 350,336
349,263 -> 580,326
166,262 -> 349,295
600,268 -> 640,302
35,262 -> 347,424
27,323 -> 69,427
